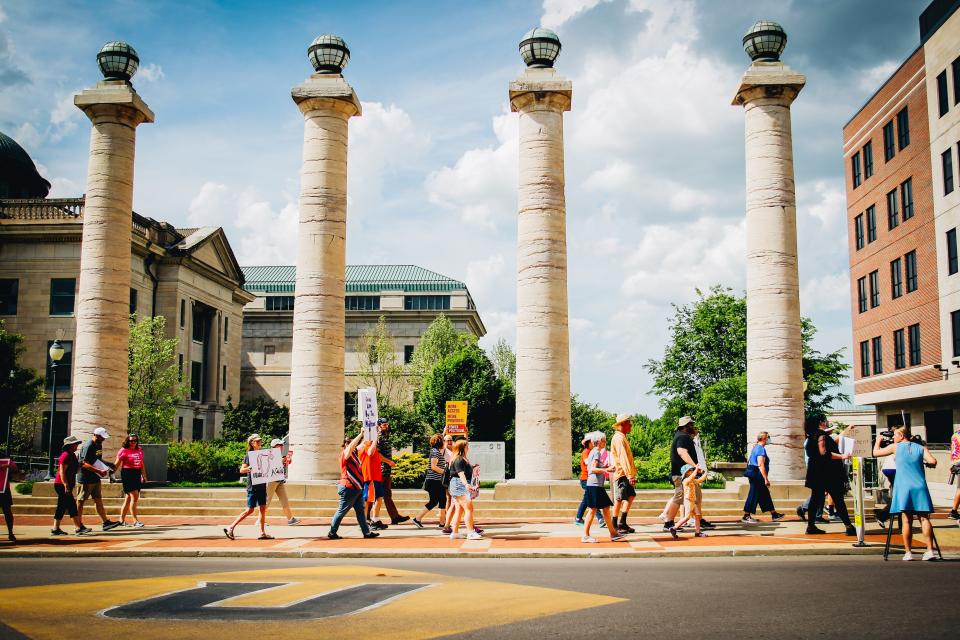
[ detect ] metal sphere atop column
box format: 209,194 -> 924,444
519,27 -> 561,68
308,34 -> 350,74
97,41 -> 140,81
742,21 -> 787,62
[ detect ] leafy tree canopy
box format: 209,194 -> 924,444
409,314 -> 476,379
0,319 -> 43,425
221,396 -> 289,443
489,337 -> 516,390
128,315 -> 189,443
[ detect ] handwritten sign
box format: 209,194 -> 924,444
445,400 -> 467,435
248,449 -> 285,486
359,387 -> 379,441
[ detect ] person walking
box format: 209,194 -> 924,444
610,414 -> 637,534
948,424 -> 959,520
224,434 -> 272,540
741,431 -> 785,524
413,434 -> 447,529
265,438 -> 300,526
581,432 -> 626,544
669,464 -> 708,538
328,431 -> 378,540
662,417 -> 701,532
803,416 -> 855,536
112,434 -> 147,528
441,433 -> 457,533
359,428 -> 388,530
0,457 -> 18,542
874,425 -> 938,560
373,418 -> 409,527
51,435 -> 87,536
575,435 -> 592,525
76,427 -> 121,532
448,439 -> 482,540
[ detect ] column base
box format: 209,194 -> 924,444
495,480 -> 582,501
282,481 -> 340,500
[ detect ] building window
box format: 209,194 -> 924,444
953,56 -> 960,105
854,214 -> 864,250
404,344 -> 415,364
867,205 -> 877,241
871,336 -> 883,375
192,311 -> 205,342
857,277 -> 867,313
222,365 -> 227,391
180,299 -> 185,328
263,344 -> 276,365
265,296 -> 295,311
905,250 -> 917,293
953,310 -> 960,357
893,329 -> 905,370
345,295 -> 381,311
869,270 -> 880,308
177,416 -> 184,442
49,278 -> 75,316
344,391 -> 358,422
0,279 -> 17,315
890,258 -> 902,299
404,295 -> 451,311
896,106 -> 910,150
944,148 -> 954,195
900,177 -> 913,221
129,288 -> 138,315
949,228 -> 959,275
860,340 -> 870,377
851,152 -> 861,188
46,340 -> 72,390
224,318 -> 228,343
937,70 -> 949,117
863,141 -> 873,178
178,354 -> 183,381
886,190 -> 898,230
908,323 -> 921,366
883,121 -> 895,161
190,361 -> 203,401
192,418 -> 204,441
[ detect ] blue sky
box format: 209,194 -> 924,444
0,0 -> 929,415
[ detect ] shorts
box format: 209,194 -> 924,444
449,477 -> 470,498
363,481 -> 385,503
584,485 -> 613,510
246,484 -> 268,508
670,476 -> 684,507
423,479 -> 447,510
121,468 -> 143,494
76,482 -> 102,502
613,476 -> 636,502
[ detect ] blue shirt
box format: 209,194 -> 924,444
748,444 -> 768,472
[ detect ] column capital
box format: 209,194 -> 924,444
732,61 -> 805,107
292,74 -> 361,117
509,67 -> 572,113
74,80 -> 154,126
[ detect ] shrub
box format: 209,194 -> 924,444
14,481 -> 33,495
167,441 -> 246,483
391,452 -> 428,489
635,444 -> 672,483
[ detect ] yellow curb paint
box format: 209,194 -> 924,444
0,565 -> 624,640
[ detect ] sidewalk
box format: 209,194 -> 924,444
3,513 -> 958,559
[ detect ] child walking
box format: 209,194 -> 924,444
669,464 -> 707,539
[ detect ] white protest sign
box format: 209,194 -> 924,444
248,448 -> 285,486
359,387 -> 379,441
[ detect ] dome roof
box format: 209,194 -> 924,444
0,131 -> 51,199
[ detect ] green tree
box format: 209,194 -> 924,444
570,395 -> 613,451
415,345 -> 515,443
128,315 -> 188,443
409,314 -> 476,379
221,396 -> 289,443
489,338 -> 516,390
0,319 -> 44,449
10,391 -> 47,455
645,286 -> 849,460
357,315 -> 410,404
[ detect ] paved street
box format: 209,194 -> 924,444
0,557 -> 957,639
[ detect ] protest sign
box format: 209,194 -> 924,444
445,400 -> 467,435
248,448 -> 286,486
359,387 -> 379,441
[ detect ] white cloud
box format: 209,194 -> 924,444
12,122 -> 41,150
542,0 -> 609,29
858,60 -> 898,93
466,254 -> 506,309
801,271 -> 850,314
137,63 -> 165,83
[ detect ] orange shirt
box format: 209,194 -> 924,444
359,446 -> 382,482
579,448 -> 590,481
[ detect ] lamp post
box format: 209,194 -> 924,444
45,339 -> 65,480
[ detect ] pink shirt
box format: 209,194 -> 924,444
117,447 -> 145,469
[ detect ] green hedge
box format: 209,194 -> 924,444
635,444 -> 672,483
167,441 -> 247,483
391,452 -> 427,489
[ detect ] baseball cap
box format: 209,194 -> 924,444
269,438 -> 284,448
93,427 -> 109,439
377,417 -> 388,425
678,416 -> 695,428
247,433 -> 262,444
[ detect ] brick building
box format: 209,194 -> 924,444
843,0 -> 960,455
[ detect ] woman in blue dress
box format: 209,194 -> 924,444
873,426 -> 938,561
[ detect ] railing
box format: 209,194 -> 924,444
9,455 -> 50,482
0,198 -> 84,220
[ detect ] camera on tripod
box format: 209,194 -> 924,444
878,429 -> 925,448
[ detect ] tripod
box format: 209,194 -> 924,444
882,511 -> 942,561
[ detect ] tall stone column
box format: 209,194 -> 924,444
733,22 -> 806,481
71,42 -> 153,460
511,29 -> 573,481
288,35 -> 360,482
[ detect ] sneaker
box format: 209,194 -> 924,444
581,535 -> 597,543
412,518 -> 424,529
442,527 -> 452,535
922,550 -> 936,561
669,527 -> 678,540
805,527 -> 826,535
7,534 -> 15,542
609,535 -> 627,542
467,531 -> 483,540
740,515 -> 759,524
845,526 -> 857,537
118,521 -> 130,527
474,526 -> 484,534
599,519 -> 607,529
449,532 -> 462,540
902,552 -> 914,561
133,521 -> 145,529
51,529 -> 68,536
391,516 -> 411,525
618,524 -> 636,534
694,532 -> 707,538
795,506 -> 806,522
948,509 -> 960,520
370,521 -> 388,530
327,532 -> 342,540
438,523 -> 446,529
771,512 -> 786,522
76,526 -> 93,535
662,520 -> 675,532
287,517 -> 301,526
363,532 -> 380,539
102,520 -> 121,531
574,519 -> 585,526
700,519 -> 716,529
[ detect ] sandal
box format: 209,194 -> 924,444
223,528 -> 235,540
258,534 -> 275,540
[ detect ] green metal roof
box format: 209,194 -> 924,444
241,264 -> 468,294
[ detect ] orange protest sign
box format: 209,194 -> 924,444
445,400 -> 467,434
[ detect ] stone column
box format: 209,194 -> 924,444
287,42 -> 360,482
71,48 -> 153,461
510,64 -> 573,482
733,23 -> 806,481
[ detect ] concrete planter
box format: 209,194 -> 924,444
141,444 -> 168,483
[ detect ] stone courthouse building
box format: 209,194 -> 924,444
0,131 -> 255,447
843,0 -> 960,456
239,264 -> 486,417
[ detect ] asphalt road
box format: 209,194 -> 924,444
0,557 -> 958,639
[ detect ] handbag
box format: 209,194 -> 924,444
743,464 -> 760,479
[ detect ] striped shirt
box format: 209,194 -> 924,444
339,449 -> 363,490
425,447 -> 447,481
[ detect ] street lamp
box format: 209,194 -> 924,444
45,339 -> 65,480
